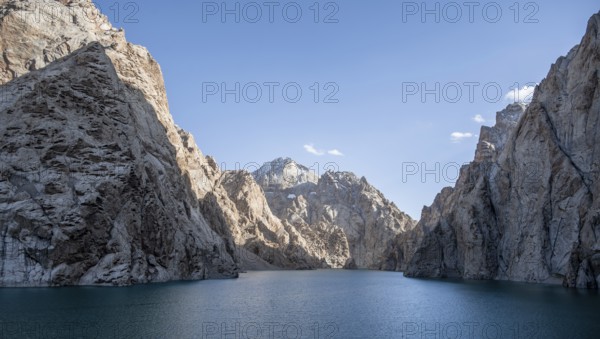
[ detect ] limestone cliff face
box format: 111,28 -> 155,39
405,12 -> 600,288
253,158 -> 416,269
217,170 -> 350,269
0,0 -> 239,286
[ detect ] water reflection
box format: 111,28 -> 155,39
0,270 -> 599,338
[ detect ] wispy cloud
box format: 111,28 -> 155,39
450,132 -> 474,143
304,144 -> 344,156
304,144 -> 325,156
473,114 -> 486,124
506,85 -> 537,103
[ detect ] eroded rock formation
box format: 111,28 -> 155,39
403,12 -> 600,288
253,158 -> 416,269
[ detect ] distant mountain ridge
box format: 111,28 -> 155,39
212,158 -> 416,270
253,157 -> 319,190
251,158 -> 416,269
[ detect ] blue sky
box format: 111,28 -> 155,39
93,0 -> 599,219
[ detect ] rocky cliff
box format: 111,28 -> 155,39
204,157 -> 417,271
216,169 -> 353,269
404,12 -> 600,288
0,0 -> 417,285
253,158 -> 416,269
0,0 -> 243,286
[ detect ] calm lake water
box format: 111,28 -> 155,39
0,270 -> 598,338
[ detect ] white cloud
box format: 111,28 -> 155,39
328,149 -> 344,156
450,132 -> 474,143
473,114 -> 486,124
304,144 -> 344,156
304,144 -> 324,156
505,85 -> 537,103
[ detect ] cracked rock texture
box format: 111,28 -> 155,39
0,0 -> 241,286
217,169 -> 349,269
403,12 -> 600,288
253,158 -> 416,269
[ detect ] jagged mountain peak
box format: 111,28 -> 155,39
250,157 -> 416,269
496,103 -> 526,124
474,103 -> 526,163
254,158 -> 375,195
271,157 -> 295,165
585,11 -> 600,38
253,157 -> 319,190
320,171 -> 367,190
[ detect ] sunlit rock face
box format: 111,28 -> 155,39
253,158 -> 417,269
404,12 -> 600,289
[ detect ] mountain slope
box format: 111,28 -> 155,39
0,42 -> 238,286
404,12 -> 600,288
0,0 -> 246,286
253,158 -> 416,269
216,169 -> 351,269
